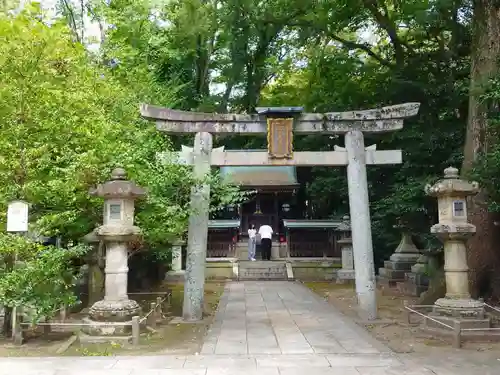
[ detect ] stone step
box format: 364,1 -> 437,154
378,267 -> 406,281
383,260 -> 414,271
238,261 -> 287,280
396,280 -> 428,297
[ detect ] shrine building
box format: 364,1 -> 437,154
206,153 -> 348,265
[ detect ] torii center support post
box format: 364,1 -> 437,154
183,132 -> 212,322
345,130 -> 377,320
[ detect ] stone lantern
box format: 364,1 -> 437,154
165,239 -> 185,281
84,168 -> 146,335
425,166 -> 485,321
378,224 -> 420,288
82,229 -> 105,306
336,215 -> 355,283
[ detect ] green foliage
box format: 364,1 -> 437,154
44,0 -> 474,264
0,233 -> 90,323
1,0 -> 490,273
0,5 -> 243,249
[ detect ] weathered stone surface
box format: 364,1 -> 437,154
89,168 -> 146,199
238,261 -> 287,280
140,102 -> 420,134
166,239 -> 185,281
336,218 -> 355,284
86,168 -> 145,336
183,132 -> 212,322
345,130 -> 377,320
425,166 -> 479,197
423,167 -> 489,335
201,281 -> 386,356
88,299 -> 141,322
433,298 -> 485,318
95,224 -> 141,242
167,150 -> 402,166
379,232 -> 420,288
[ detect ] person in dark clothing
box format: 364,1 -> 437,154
258,224 -> 273,260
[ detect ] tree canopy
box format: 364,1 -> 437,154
2,0 -> 500,300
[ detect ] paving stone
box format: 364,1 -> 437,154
206,368 -> 278,375
278,367 -> 360,375
326,354 -> 402,367
209,282 -> 385,356
5,282 -> 500,375
113,356 -> 186,369
54,371 -> 133,375
183,356 -> 256,369
311,344 -> 348,354
130,370 -> 206,375
355,366 -> 436,375
254,354 -> 331,367
0,358 -> 118,371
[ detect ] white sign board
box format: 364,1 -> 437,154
7,200 -> 29,232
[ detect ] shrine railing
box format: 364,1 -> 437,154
404,302 -> 500,349
11,292 -> 171,347
289,241 -> 338,258
207,241 -> 236,258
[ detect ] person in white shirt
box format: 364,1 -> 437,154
247,224 -> 257,261
258,224 -> 273,261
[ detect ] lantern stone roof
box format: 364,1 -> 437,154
425,166 -> 479,197
83,229 -> 99,243
89,168 -> 147,199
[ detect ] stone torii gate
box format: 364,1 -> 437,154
141,103 -> 420,321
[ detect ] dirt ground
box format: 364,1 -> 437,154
0,281 -> 225,357
304,282 -> 500,355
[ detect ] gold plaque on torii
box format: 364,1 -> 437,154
267,118 -> 293,159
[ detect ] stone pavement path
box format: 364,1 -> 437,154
201,281 -> 387,355
1,281 -> 500,374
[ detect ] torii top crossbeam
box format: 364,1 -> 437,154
140,103 -> 420,134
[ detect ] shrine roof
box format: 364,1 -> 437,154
220,150 -> 298,187
283,219 -> 344,229
208,219 -> 241,229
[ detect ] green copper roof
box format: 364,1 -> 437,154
283,220 -> 343,229
208,220 -> 241,229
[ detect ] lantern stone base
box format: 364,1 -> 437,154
82,299 -> 141,336
433,297 -> 485,319
397,272 -> 429,297
336,269 -> 355,283
378,233 -> 420,288
378,257 -> 419,288
420,297 -> 491,340
165,270 -> 185,282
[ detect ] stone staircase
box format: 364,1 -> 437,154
238,260 -> 288,280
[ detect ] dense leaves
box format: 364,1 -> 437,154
0,233 -> 90,322
0,4 -> 246,322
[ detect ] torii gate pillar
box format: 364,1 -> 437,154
345,130 -> 377,320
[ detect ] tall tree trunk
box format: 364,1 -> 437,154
462,0 -> 500,300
